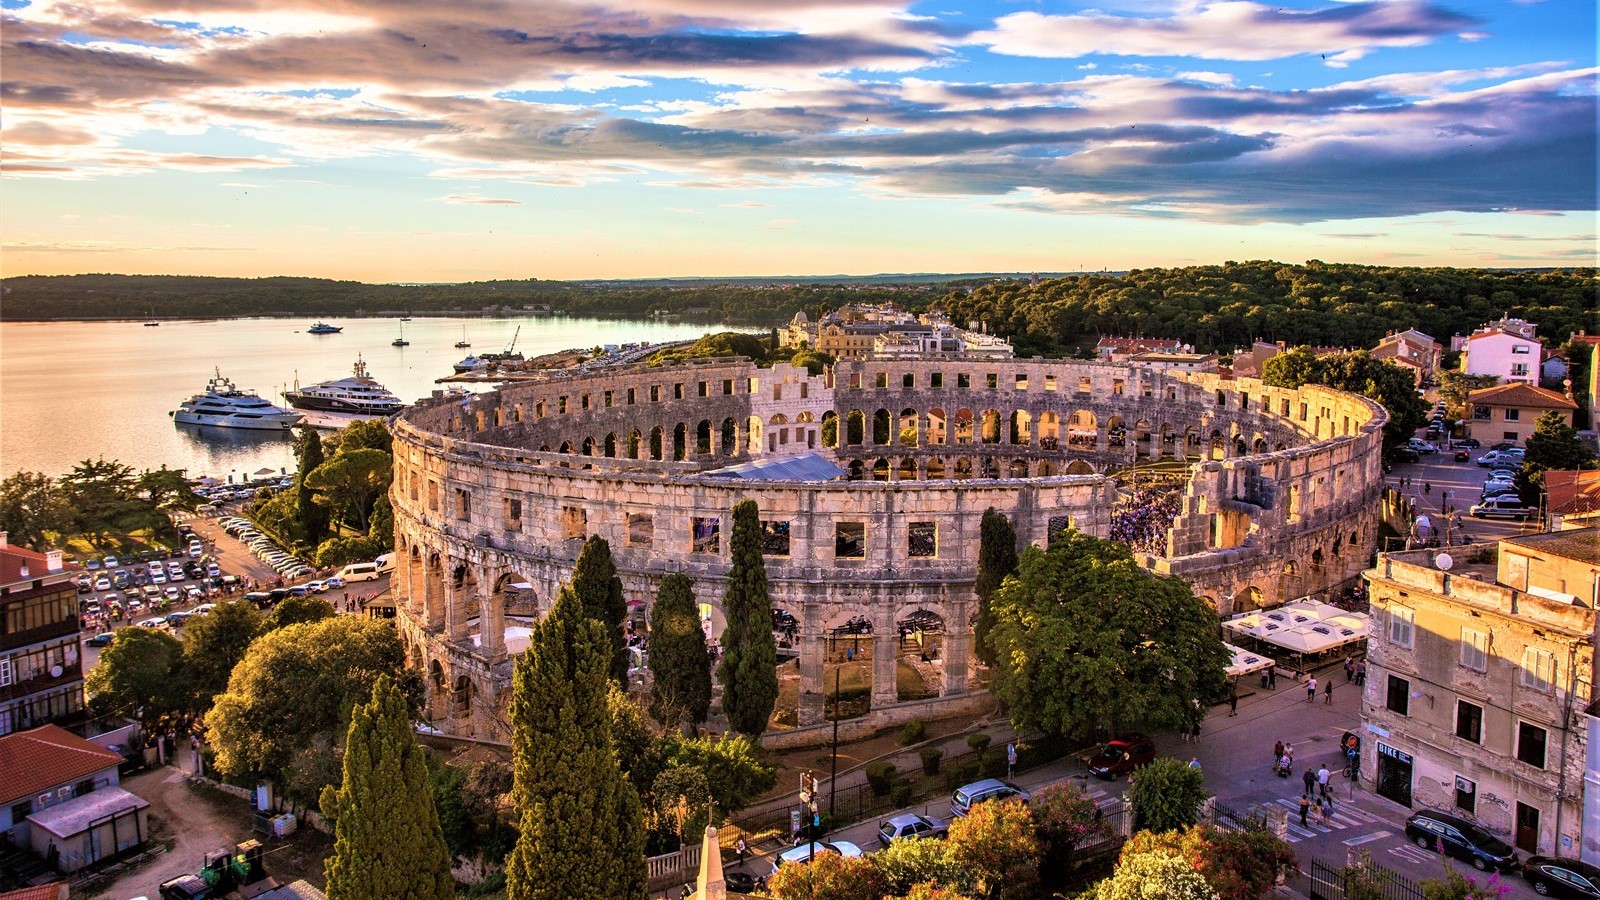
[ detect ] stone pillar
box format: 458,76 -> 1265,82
444,564 -> 470,642
798,625 -> 825,727
942,600 -> 970,696
871,613 -> 899,710
479,577 -> 505,659
424,557 -> 446,631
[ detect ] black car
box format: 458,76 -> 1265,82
724,871 -> 767,895
1525,856 -> 1600,898
1390,448 -> 1421,464
1405,811 -> 1519,872
86,632 -> 115,647
1456,438 -> 1481,449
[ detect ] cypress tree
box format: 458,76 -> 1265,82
571,536 -> 630,683
973,507 -> 1018,666
320,675 -> 453,900
717,500 -> 779,736
648,574 -> 712,729
505,586 -> 647,900
294,426 -> 330,545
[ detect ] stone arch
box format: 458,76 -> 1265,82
1067,410 -> 1097,450
627,427 -> 642,459
1185,427 -> 1203,461
953,457 -> 973,479
1038,459 -> 1057,477
427,659 -> 446,721
452,674 -> 474,717
894,606 -> 947,701
582,436 -> 596,456
953,408 -> 975,444
697,419 -> 713,454
927,408 -> 947,445
1038,411 -> 1060,450
846,409 -> 866,446
674,422 -> 688,460
1133,419 -> 1153,458
1065,459 -> 1095,476
1008,458 -> 1029,478
848,459 -> 865,480
979,409 -> 1002,444
1010,410 -> 1033,446
872,458 -> 891,482
747,416 -> 764,453
979,457 -> 1000,479
1208,429 -> 1226,460
821,410 -> 839,448
604,432 -> 618,458
898,408 -> 919,446
649,425 -> 664,461
926,457 -> 946,479
1159,423 -> 1176,459
720,417 -> 738,455
873,408 -> 893,445
1234,435 -> 1249,457
1236,585 -> 1266,613
897,457 -> 917,480
1106,415 -> 1126,449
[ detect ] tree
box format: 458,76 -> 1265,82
137,466 -> 202,513
1516,410 -> 1598,504
946,798 -> 1040,900
304,448 -> 392,532
207,616 -> 410,790
987,529 -> 1229,740
182,599 -> 264,708
1033,782 -> 1110,879
505,586 -> 646,900
0,471 -> 71,549
1262,348 -> 1428,449
1087,850 -> 1219,900
262,595 -> 338,632
820,415 -> 838,447
329,418 -> 393,455
903,884 -> 977,900
61,458 -> 160,545
1437,372 -> 1500,411
320,675 -> 454,900
1128,758 -> 1208,833
648,765 -> 712,846
648,574 -> 712,728
368,494 -> 395,551
658,731 -> 776,816
874,838 -> 967,896
973,507 -> 1018,666
295,426 -> 331,546
717,499 -> 779,736
1123,826 -> 1295,900
767,850 -> 887,900
571,536 -> 629,684
85,626 -> 189,730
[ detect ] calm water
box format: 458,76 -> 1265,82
1,316 -> 716,480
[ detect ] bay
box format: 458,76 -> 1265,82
0,316 -> 715,480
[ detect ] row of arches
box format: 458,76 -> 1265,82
835,406 -> 1285,458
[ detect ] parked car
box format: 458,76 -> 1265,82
1455,437 -> 1481,449
950,778 -> 1031,818
769,841 -> 864,875
1390,448 -> 1421,464
136,616 -> 169,631
1407,438 -> 1436,453
1471,496 -> 1537,519
86,632 -> 115,647
193,603 -> 217,617
877,813 -> 949,846
1088,733 -> 1158,778
326,577 -> 346,590
1405,811 -> 1519,872
1524,856 -> 1600,897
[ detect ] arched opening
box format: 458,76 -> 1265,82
1038,411 -> 1060,450
697,420 -> 713,455
748,416 -> 764,453
1253,437 -> 1268,454
452,674 -> 474,717
1106,416 -> 1126,449
897,457 -> 917,480
1038,460 -> 1057,477
1065,459 -> 1095,476
1134,419 -> 1153,458
927,408 -> 947,446
720,417 -> 738,455
953,408 -> 975,445
603,432 -> 618,458
1067,410 -> 1097,450
895,609 -> 945,701
673,423 -> 688,460
898,408 -> 919,446
427,659 -> 446,721
582,436 -> 597,456
953,457 -> 973,479
627,428 -> 642,459
821,410 -> 839,448
1236,586 -> 1265,613
979,457 -> 1000,479
1209,430 -> 1226,461
1010,410 -> 1033,446
980,409 -> 1002,444
1008,458 -> 1029,478
873,409 -> 893,445
846,410 -> 866,446
649,425 -> 664,461
872,458 -> 891,482
559,440 -> 573,454
848,459 -> 865,480
926,457 -> 946,479
822,611 -> 876,720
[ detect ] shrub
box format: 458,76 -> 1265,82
890,781 -> 914,807
901,718 -> 928,745
919,746 -> 944,776
980,747 -> 1008,778
865,761 -> 898,797
967,733 -> 992,753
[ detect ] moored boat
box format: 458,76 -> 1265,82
172,370 -> 302,431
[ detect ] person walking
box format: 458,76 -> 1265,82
1317,764 -> 1331,798
1307,675 -> 1318,703
1274,740 -> 1285,762
735,836 -> 748,866
1302,767 -> 1316,796
1228,691 -> 1238,717
1356,660 -> 1367,686
1324,680 -> 1334,705
1188,756 -> 1201,769
1345,657 -> 1355,682
1267,666 -> 1277,689
1299,793 -> 1311,827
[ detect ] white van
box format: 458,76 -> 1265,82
374,553 -> 395,576
337,562 -> 382,582
1469,496 -> 1536,520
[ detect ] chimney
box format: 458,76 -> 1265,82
0,531 -> 6,548
18,564 -> 28,579
47,550 -> 63,572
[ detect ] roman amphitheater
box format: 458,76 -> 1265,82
390,356 -> 1388,739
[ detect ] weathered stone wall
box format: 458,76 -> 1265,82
391,356 -> 1387,739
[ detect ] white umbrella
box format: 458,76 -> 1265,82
1224,642 -> 1275,677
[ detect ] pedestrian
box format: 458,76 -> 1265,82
1190,720 -> 1201,744
1189,756 -> 1201,769
1306,675 -> 1317,703
1303,768 -> 1316,795
735,836 -> 748,865
1274,740 -> 1285,762
1424,481 -> 1432,495
1298,794 -> 1311,827
1267,666 -> 1277,689
1356,660 -> 1367,686
1324,680 -> 1334,705
1319,796 -> 1333,825
1285,741 -> 1294,761
1317,764 -> 1330,797
1344,657 -> 1354,682
1228,691 -> 1238,717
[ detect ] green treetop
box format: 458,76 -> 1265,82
716,500 -> 779,737
571,535 -> 630,683
648,573 -> 712,729
1517,410 -> 1598,505
972,507 -> 1018,667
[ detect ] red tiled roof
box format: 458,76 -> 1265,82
0,884 -> 70,900
1547,470 -> 1600,517
0,544 -> 53,586
0,725 -> 123,807
1096,336 -> 1180,353
1466,382 -> 1578,410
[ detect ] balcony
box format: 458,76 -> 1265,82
0,660 -> 83,704
0,615 -> 80,652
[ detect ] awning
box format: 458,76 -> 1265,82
1225,642 -> 1275,677
26,787 -> 149,839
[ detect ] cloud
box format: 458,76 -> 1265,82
724,201 -> 771,208
1452,231 -> 1596,241
972,0 -> 1481,63
439,194 -> 523,205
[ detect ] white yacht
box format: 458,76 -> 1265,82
453,355 -> 488,374
173,371 -> 302,431
284,356 -> 406,417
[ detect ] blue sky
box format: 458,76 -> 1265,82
1,0 -> 1594,280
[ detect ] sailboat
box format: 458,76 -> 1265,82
454,325 -> 471,349
143,308 -> 159,326
392,320 -> 409,347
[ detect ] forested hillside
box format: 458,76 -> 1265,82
0,273 -> 947,325
940,261 -> 1597,356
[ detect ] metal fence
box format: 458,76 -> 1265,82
1306,857 -> 1425,900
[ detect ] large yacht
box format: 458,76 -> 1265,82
172,371 -> 302,431
307,321 -> 342,334
284,356 -> 405,417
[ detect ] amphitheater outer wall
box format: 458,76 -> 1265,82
389,356 -> 1387,739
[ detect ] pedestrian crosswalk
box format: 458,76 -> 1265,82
1272,794 -> 1390,843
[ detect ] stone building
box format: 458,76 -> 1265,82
390,356 -> 1387,740
1361,529 -> 1600,860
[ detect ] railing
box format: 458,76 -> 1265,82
646,844 -> 701,889
1307,857 -> 1425,900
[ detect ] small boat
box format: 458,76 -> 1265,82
144,308 -> 159,326
453,356 -> 487,374
308,321 -> 343,334
454,325 -> 471,349
392,321 -> 409,347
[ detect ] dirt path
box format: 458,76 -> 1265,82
93,767 -> 254,899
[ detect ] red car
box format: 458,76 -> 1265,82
1088,733 -> 1157,778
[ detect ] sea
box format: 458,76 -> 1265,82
0,316 -> 717,481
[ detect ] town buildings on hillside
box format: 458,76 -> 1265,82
1467,383 -> 1579,445
1362,529 -> 1600,863
0,534 -> 84,737
781,306 -> 1014,360
1457,317 -> 1544,385
1371,329 -> 1441,386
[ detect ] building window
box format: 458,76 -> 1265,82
1460,628 -> 1488,672
908,522 -> 937,558
1386,674 -> 1410,716
1522,648 -> 1555,693
455,489 -> 471,521
986,373 -> 999,389
1388,606 -> 1415,648
651,385 -> 661,402
1512,345 -> 1531,354
1113,378 -> 1125,396
1015,373 -> 1028,391
698,381 -> 709,398
930,372 -> 943,388
1044,374 -> 1057,391
1079,377 -> 1092,394
957,373 -> 970,389
760,521 -> 791,556
581,393 -> 590,410
560,506 -> 586,540
904,373 -> 916,388
723,379 -> 734,396
1505,408 -> 1521,421
692,517 -> 721,554
1455,777 -> 1476,814
1456,700 -> 1483,743
1518,722 -> 1548,769
627,513 -> 653,548
504,497 -> 522,530
876,372 -> 888,388
428,480 -> 439,512
1472,405 -> 1491,420
835,522 -> 866,559
603,390 -> 613,408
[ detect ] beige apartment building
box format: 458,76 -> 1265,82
1362,529 -> 1600,861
